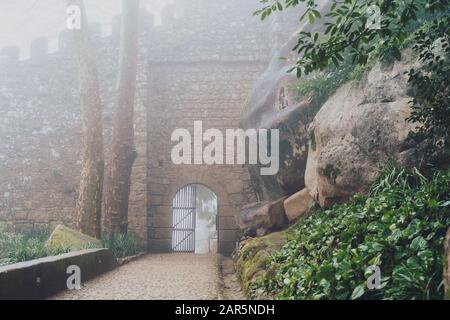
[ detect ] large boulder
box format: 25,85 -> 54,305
236,198 -> 288,236
283,188 -> 314,222
305,58 -> 419,206
47,225 -> 102,251
241,1 -> 331,201
445,227 -> 450,300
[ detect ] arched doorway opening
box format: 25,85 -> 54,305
171,184 -> 218,253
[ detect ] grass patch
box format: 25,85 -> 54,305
101,233 -> 143,259
0,229 -> 70,266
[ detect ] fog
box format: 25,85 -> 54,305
195,185 -> 218,254
0,0 -> 172,59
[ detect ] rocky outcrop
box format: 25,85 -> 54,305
47,225 -> 102,251
241,1 -> 331,201
283,188 -> 314,222
236,198 -> 288,236
305,58 -> 418,206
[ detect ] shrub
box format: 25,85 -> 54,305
0,230 -> 71,266
407,16 -> 450,156
289,55 -> 355,113
252,166 -> 450,300
101,233 -> 142,259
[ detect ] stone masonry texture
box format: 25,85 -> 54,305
0,0 -> 300,255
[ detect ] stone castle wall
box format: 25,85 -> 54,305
0,0 -> 299,254
0,15 -> 151,241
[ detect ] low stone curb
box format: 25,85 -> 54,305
117,252 -> 147,266
0,248 -> 117,300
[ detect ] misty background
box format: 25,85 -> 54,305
0,0 -> 173,59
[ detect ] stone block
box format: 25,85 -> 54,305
148,238 -> 171,253
153,227 -> 172,239
226,180 -> 243,194
236,197 -> 288,236
219,229 -> 240,242
153,215 -> 172,228
218,216 -> 238,230
28,210 -> 49,222
283,188 -> 314,222
218,241 -> 237,256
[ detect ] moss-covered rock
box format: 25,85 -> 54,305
47,225 -> 101,251
236,229 -> 294,297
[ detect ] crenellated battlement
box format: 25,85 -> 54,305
0,0 -> 301,66
0,11 -> 155,64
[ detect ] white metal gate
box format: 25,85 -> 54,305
171,185 -> 196,252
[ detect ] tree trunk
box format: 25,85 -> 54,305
105,0 -> 140,235
68,0 -> 104,238
445,227 -> 450,300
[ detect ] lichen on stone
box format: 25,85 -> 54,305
235,228 -> 294,297
46,225 -> 102,251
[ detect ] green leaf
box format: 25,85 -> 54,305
308,12 -> 315,24
410,236 -> 428,251
351,284 -> 365,300
277,1 -> 283,11
312,9 -> 322,18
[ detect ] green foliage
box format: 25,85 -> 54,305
407,16 -> 450,154
255,0 -> 448,76
289,54 -> 355,111
256,0 -> 449,155
0,229 -> 70,266
101,233 -> 142,259
252,166 -> 450,300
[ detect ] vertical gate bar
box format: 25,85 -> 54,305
193,185 -> 195,252
189,185 -> 192,251
181,187 -> 184,252
189,185 -> 192,252
177,188 -> 179,250
185,187 -> 187,251
175,189 -> 177,251
172,190 -> 175,250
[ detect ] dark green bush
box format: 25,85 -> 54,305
101,233 -> 142,259
253,166 -> 450,300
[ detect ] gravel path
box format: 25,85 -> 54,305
52,254 -> 220,300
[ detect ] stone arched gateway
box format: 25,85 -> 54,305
148,165 -> 255,255
171,183 -> 218,253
